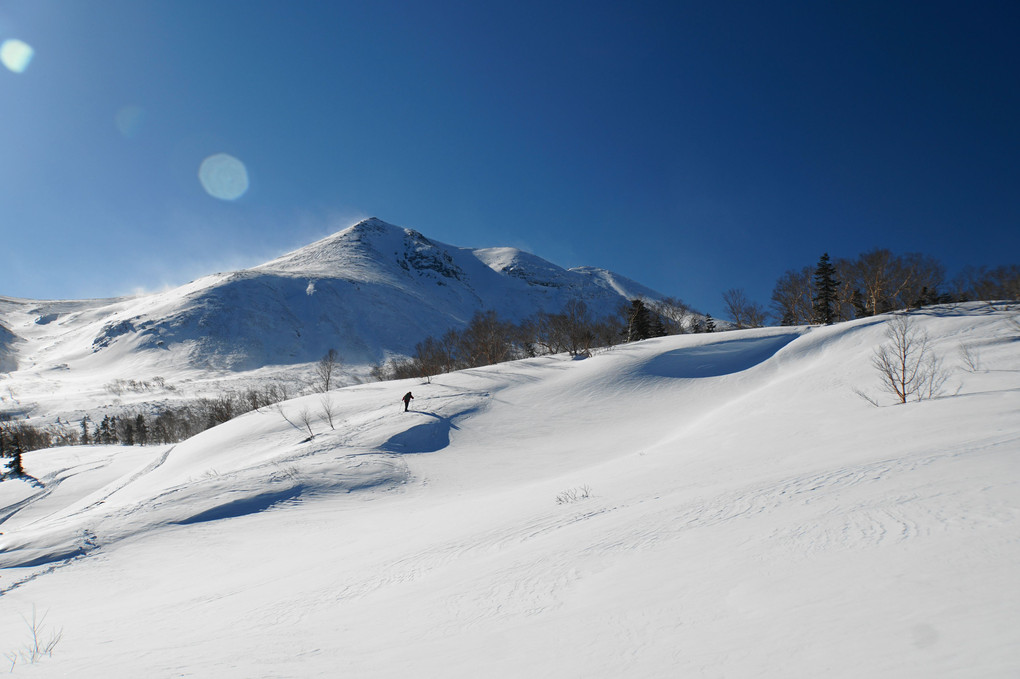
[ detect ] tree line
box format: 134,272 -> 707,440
723,249 -> 1019,329
371,297 -> 714,382
0,382 -> 293,465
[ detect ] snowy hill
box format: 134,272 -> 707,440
0,218 -> 662,420
1,303 -> 1018,677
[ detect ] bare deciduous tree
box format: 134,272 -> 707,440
313,349 -> 342,393
458,310 -> 517,367
556,298 -> 598,357
413,333 -> 459,382
953,265 -> 1020,301
844,249 -> 946,316
722,288 -> 768,329
319,395 -> 337,430
871,313 -> 950,404
297,407 -> 316,439
770,266 -> 813,325
652,296 -> 694,334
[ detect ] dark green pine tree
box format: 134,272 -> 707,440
624,299 -> 655,342
705,314 -> 716,332
811,252 -> 839,325
80,416 -> 91,445
649,312 -> 667,338
851,289 -> 868,318
135,414 -> 148,446
0,428 -> 7,477
9,435 -> 25,477
99,416 -> 112,445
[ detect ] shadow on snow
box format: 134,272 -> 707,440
643,333 -> 800,379
381,406 -> 483,455
174,487 -> 305,525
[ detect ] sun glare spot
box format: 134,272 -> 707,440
116,105 -> 145,138
1,38 -> 34,73
198,153 -> 250,201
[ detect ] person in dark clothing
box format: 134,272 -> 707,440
402,391 -> 414,412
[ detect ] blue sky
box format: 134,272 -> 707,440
2,1 -> 1017,318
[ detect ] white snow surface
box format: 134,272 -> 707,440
1,303 -> 1018,677
0,217 -> 662,422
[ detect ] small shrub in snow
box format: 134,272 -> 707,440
555,485 -> 592,505
4,606 -> 62,671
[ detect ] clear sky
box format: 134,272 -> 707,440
2,1 -> 1017,318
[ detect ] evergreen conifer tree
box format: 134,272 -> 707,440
99,416 -> 112,444
812,252 -> 839,325
705,314 -> 716,332
80,416 -> 91,445
623,299 -> 654,342
851,289 -> 868,318
10,435 -> 25,477
135,414 -> 148,445
650,312 -> 667,338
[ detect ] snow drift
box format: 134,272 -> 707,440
1,303 -> 1017,677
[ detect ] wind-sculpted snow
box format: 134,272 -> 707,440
1,304 -> 1018,677
641,331 -> 800,378
0,385 -> 496,568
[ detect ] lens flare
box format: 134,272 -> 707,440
198,153 -> 249,201
1,39 -> 34,73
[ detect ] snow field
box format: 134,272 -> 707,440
0,304 -> 1017,677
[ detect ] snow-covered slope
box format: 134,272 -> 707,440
0,321 -> 17,373
1,304 -> 1017,677
0,218 -> 662,419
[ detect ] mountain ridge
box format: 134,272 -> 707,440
0,217 -> 666,418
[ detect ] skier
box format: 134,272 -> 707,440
401,391 -> 414,412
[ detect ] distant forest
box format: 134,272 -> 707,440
722,249 -> 1018,329
372,296 -> 706,383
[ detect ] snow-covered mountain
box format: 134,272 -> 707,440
0,217 -> 661,419
1,304 -> 1018,676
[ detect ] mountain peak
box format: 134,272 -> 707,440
345,216 -> 398,236
254,217 -> 407,277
